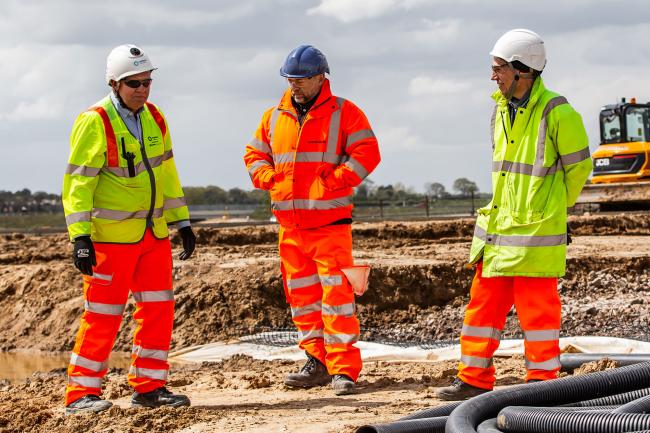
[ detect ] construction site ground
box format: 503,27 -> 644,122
0,213 -> 649,432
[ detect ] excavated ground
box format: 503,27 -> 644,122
0,213 -> 648,432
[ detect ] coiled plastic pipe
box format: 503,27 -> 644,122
496,406 -> 650,433
355,416 -> 447,433
445,361 -> 650,433
565,388 -> 650,407
560,354 -> 650,372
614,395 -> 650,414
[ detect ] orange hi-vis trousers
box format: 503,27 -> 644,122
65,230 -> 175,405
458,262 -> 561,390
279,224 -> 362,381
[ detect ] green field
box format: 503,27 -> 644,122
0,213 -> 66,231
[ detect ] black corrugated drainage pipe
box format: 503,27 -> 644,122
496,406 -> 650,433
563,387 -> 650,407
354,401 -> 461,432
355,416 -> 447,433
614,395 -> 650,414
560,354 -> 650,372
445,361 -> 650,433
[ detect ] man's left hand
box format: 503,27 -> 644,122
179,226 -> 196,260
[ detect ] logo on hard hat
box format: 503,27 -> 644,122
134,59 -> 148,66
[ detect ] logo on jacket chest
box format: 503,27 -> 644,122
147,136 -> 161,147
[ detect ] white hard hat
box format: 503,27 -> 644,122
105,44 -> 156,84
490,29 -> 546,72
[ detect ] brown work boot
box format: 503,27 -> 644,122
331,374 -> 355,396
284,355 -> 330,388
435,378 -> 490,401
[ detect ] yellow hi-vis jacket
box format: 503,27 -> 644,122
469,77 -> 593,277
62,95 -> 189,243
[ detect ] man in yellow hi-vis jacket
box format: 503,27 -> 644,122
436,29 -> 593,400
62,44 -> 196,414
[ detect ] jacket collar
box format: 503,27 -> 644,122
492,76 -> 545,109
277,78 -> 334,114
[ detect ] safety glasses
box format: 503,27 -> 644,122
123,78 -> 153,89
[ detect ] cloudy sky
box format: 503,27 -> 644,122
2,0 -> 650,194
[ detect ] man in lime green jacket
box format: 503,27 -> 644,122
436,29 -> 593,400
62,44 -> 195,414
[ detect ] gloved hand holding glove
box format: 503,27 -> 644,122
178,226 -> 196,260
73,236 -> 96,275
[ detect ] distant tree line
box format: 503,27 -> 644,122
1,177 -> 486,214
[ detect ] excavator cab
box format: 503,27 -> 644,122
592,99 -> 650,183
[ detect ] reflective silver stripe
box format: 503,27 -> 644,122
560,147 -> 591,166
92,272 -> 112,282
249,137 -> 272,154
274,152 -> 340,164
163,197 -> 187,210
269,109 -> 280,146
319,275 -> 343,287
524,329 -> 560,342
493,160 -> 560,177
291,301 -> 322,318
132,345 -> 169,361
461,324 -> 502,341
525,356 -> 561,371
485,233 -> 566,247
272,196 -> 353,212
324,333 -> 358,344
129,366 -> 168,381
490,106 -> 497,150
132,290 -> 174,303
536,96 -> 568,166
162,149 -> 174,161
66,164 -> 101,177
299,328 -> 324,341
326,97 -> 344,154
70,353 -> 108,372
84,301 -> 125,316
248,159 -> 273,176
103,156 -> 166,178
460,354 -> 493,368
345,129 -> 375,150
68,375 -> 102,388
92,207 -> 163,221
322,302 -> 355,317
66,211 -> 91,226
293,197 -> 352,210
473,224 -> 486,241
287,274 -> 321,290
343,157 -> 369,180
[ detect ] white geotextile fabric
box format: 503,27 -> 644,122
169,336 -> 650,364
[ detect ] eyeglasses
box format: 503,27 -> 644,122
123,78 -> 153,89
491,63 -> 511,74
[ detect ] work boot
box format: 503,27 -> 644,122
284,355 -> 330,388
435,377 -> 489,401
331,374 -> 355,396
131,387 -> 190,408
65,394 -> 113,415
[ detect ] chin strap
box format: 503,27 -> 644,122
503,63 -> 535,100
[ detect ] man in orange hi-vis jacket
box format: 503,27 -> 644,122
244,44 -> 380,396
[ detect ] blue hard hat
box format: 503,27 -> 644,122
280,45 -> 330,78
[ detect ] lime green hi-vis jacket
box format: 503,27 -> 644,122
469,77 -> 593,277
62,95 -> 189,243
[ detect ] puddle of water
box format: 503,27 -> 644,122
0,352 -> 132,383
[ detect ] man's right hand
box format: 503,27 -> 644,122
73,236 -> 96,275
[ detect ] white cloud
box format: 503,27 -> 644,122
307,0 -> 430,23
409,76 -> 471,96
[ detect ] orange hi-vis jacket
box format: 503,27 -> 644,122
244,79 -> 380,229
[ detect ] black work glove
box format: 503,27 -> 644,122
73,236 -> 96,275
178,226 -> 196,260
566,223 -> 572,245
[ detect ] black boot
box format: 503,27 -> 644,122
65,394 -> 113,415
284,355 -> 330,388
435,378 -> 489,401
331,374 -> 355,396
131,387 -> 190,408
